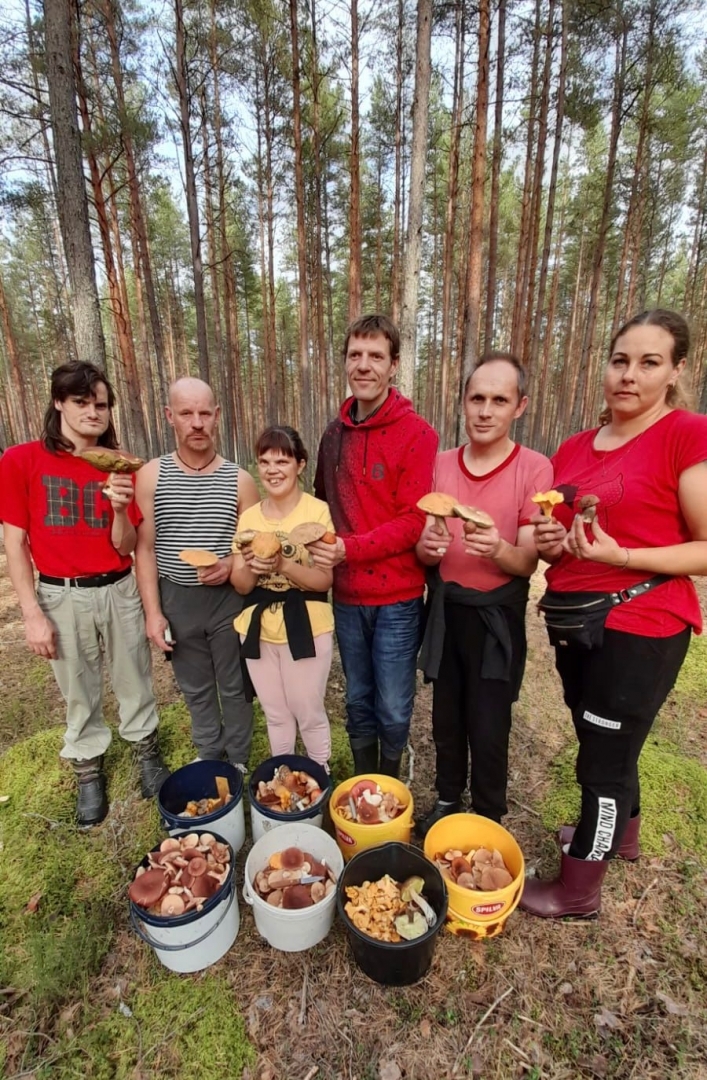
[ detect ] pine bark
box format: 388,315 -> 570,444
348,0 -> 362,320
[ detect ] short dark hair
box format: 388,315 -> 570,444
255,425 -> 308,466
463,351 -> 527,400
342,314 -> 400,363
42,361 -> 118,454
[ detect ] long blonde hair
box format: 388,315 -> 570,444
598,309 -> 692,426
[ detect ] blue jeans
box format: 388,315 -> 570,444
334,598 -> 423,757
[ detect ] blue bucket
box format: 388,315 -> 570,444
129,830 -> 239,973
158,760 -> 245,855
248,754 -> 331,841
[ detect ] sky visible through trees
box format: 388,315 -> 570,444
1,0 -> 707,464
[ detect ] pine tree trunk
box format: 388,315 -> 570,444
175,0 -> 210,381
290,0 -> 312,453
44,0 -> 105,366
484,0 -> 506,350
461,0 -> 490,383
348,0 -> 362,320
391,0 -> 404,324
399,0 -> 433,399
0,272 -> 32,440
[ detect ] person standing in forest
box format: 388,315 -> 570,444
0,361 -> 169,827
523,310 -> 707,919
415,353 -> 553,836
135,378 -> 259,770
309,314 -> 437,778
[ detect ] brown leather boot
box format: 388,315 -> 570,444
558,813 -> 641,861
520,848 -> 609,919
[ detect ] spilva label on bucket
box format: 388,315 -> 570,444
336,829 -> 356,846
472,901 -> 504,916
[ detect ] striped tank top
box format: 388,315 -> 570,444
154,455 -> 240,586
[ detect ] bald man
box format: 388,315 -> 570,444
135,378 -> 259,769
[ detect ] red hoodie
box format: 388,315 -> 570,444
314,389 -> 438,605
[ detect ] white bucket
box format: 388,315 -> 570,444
243,823 -> 343,952
249,755 -> 331,843
158,760 -> 246,856
129,831 -> 239,973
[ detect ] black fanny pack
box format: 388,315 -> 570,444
538,575 -> 671,650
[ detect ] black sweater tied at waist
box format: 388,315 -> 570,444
240,587 -> 329,661
419,569 -> 530,691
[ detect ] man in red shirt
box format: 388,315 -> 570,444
311,314 -> 437,777
0,362 -> 168,827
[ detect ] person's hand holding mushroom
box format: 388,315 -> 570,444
309,535 -> 347,568
461,519 -> 502,560
531,512 -> 567,563
565,514 -> 628,567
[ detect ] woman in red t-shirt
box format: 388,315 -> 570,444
522,310 -> 707,920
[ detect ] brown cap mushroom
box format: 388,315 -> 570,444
160,893 -> 186,916
453,505 -> 495,530
78,448 -> 145,473
288,522 -> 328,546
578,494 -> 600,523
128,867 -> 169,909
178,549 -> 219,568
251,532 -> 282,559
417,492 -> 459,537
282,884 -> 314,909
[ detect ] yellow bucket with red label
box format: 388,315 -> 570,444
423,814 -> 524,939
329,775 -> 414,861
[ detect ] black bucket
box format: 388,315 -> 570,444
337,841 -> 448,986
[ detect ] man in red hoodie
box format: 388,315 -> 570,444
311,314 -> 438,777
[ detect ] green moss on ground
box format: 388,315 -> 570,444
540,736 -> 707,856
42,969 -> 255,1080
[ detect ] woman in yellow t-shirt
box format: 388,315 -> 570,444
230,426 -> 334,765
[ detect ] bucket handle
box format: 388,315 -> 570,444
242,875 -> 254,907
130,879 -> 235,953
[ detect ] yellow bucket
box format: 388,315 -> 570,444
423,814 -> 524,939
329,774 -> 414,862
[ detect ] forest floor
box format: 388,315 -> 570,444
0,537 -> 706,1080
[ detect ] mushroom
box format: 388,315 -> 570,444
232,529 -> 258,551
417,493 -> 459,549
160,893 -> 186,917
578,494 -> 600,523
128,868 -> 169,909
531,490 -> 564,518
77,448 -> 145,473
251,532 -> 282,559
321,532 -> 337,544
453,505 -> 495,531
480,866 -> 513,891
288,522 -> 328,546
282,885 -> 314,909
178,548 -> 219,568
310,881 -> 326,903
159,837 -> 181,853
191,873 -> 220,899
266,889 -> 284,906
451,857 -> 472,880
280,847 -> 305,871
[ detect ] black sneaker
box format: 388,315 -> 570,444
415,799 -> 462,839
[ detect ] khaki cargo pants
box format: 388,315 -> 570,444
36,571 -> 160,761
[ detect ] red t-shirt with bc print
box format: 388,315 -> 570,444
0,441 -> 141,578
546,410 -> 707,637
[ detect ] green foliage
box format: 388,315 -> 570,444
540,736 -> 707,858
42,969 -> 255,1080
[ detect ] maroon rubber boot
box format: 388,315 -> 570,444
520,848 -> 609,919
558,813 -> 641,861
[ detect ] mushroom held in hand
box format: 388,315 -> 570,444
578,494 -> 600,523
250,532 -> 282,559
178,549 -> 219,568
417,492 -> 459,535
453,505 -> 495,531
531,490 -> 564,519
232,529 -> 258,551
288,521 -> 328,546
78,447 -> 145,473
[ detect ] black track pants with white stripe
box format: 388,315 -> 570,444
553,626 -> 690,860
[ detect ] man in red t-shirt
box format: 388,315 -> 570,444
0,362 -> 168,827
415,353 -> 552,835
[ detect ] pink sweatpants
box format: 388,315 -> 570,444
242,632 -> 333,765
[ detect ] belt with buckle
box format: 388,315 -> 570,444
38,566 -> 132,589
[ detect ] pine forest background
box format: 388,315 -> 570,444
2,0 -> 707,466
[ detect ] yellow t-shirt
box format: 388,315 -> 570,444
233,492 -> 335,644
